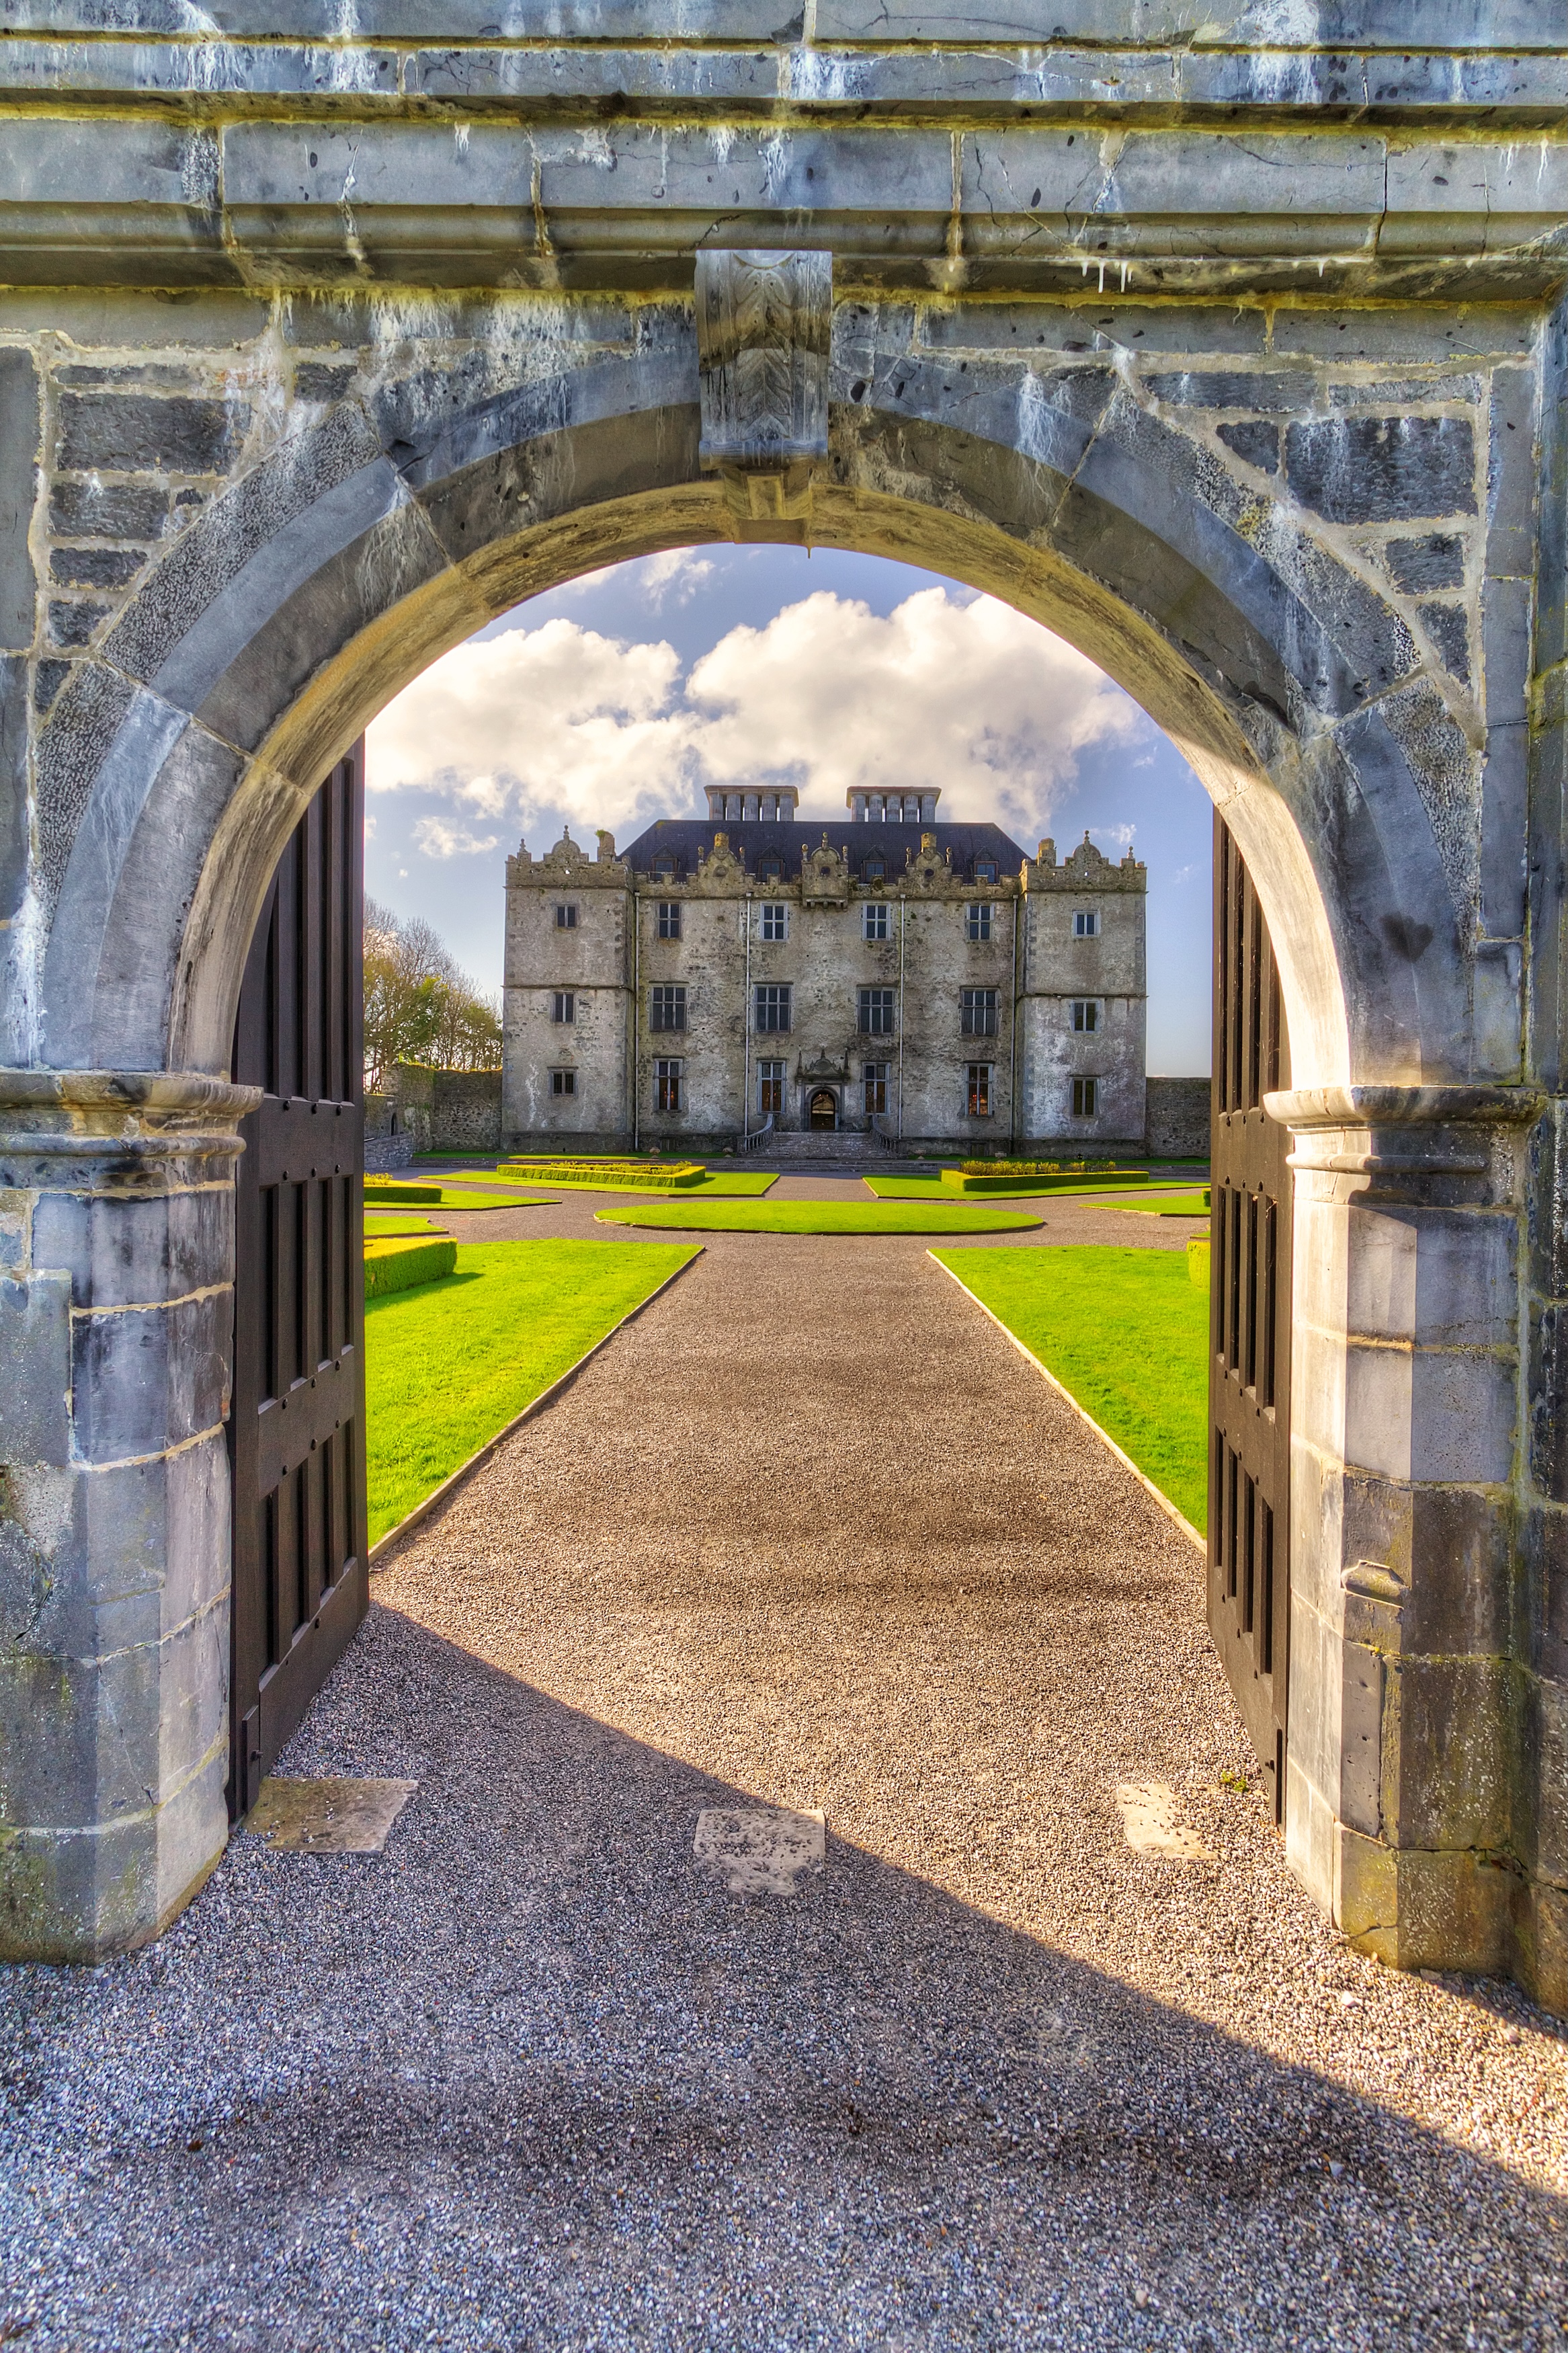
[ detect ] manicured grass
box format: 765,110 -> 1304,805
366,1183 -> 553,1211
446,1168 -> 778,1197
365,1213 -> 442,1237
931,1245 -> 1210,1533
594,1201 -> 1042,1235
1112,1191 -> 1212,1217
867,1175 -> 1170,1203
364,1239 -> 698,1544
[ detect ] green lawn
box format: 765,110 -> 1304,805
365,1185 -> 553,1211
446,1168 -> 778,1197
594,1201 -> 1042,1235
364,1239 -> 698,1544
932,1245 -> 1210,1533
1110,1191 -> 1212,1218
866,1175 -> 1173,1203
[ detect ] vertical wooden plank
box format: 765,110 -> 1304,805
1208,814 -> 1294,1822
229,746 -> 370,1823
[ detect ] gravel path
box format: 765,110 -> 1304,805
2,1230 -> 1564,2352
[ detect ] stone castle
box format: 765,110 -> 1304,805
503,787 -> 1147,1154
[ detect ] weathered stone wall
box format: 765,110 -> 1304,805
0,2 -> 1563,2004
431,1070 -> 501,1156
1018,837 -> 1147,1150
1147,1078 -> 1210,1160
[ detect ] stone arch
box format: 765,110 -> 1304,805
9,309 -> 1549,2001
31,329 -> 1481,1105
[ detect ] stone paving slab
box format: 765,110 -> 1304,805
0,1233 -> 1563,2350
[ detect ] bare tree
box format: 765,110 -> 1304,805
363,896 -> 502,1090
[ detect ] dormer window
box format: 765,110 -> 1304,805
653,854 -> 677,883
863,856 -> 885,882
973,859 -> 997,884
759,856 -> 782,883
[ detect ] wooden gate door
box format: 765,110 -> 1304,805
1210,812 -> 1293,1823
229,745 -> 368,1819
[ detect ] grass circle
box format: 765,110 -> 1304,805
593,1201 -> 1042,1236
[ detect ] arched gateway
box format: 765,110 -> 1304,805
0,7 -> 1563,2013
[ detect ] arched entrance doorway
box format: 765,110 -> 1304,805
809,1089 -> 838,1131
1,258 -> 1554,2012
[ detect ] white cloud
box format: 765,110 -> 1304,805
635,548 -> 716,607
366,586 -> 1144,850
413,815 -> 500,859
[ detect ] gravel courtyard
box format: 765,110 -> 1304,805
1,1222 -> 1564,2351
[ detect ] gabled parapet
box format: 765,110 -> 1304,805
1028,832 -> 1147,893
507,829 -> 630,891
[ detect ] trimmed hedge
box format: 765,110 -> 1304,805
940,1166 -> 1151,1195
500,1158 -> 706,1191
956,1158 -> 1118,1176
364,1181 -> 443,1205
364,1236 -> 457,1296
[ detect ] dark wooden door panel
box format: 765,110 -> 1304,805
1210,813 -> 1293,1822
229,746 -> 367,1819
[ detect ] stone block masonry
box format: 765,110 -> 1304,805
1147,1079 -> 1210,1161
0,3 -> 1562,2020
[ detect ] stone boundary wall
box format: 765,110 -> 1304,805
1146,1078 -> 1210,1160
431,1070 -> 502,1156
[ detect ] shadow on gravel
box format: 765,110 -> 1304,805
2,1605 -> 1563,2353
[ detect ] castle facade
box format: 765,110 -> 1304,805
501,788 -> 1147,1154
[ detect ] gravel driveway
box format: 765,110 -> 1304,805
1,1226 -> 1563,2352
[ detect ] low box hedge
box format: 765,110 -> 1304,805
364,1181 -> 443,1205
940,1166 -> 1151,1195
364,1236 -> 457,1296
500,1158 -> 706,1191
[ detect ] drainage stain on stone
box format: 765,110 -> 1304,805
245,1776 -> 417,1854
1114,1782 -> 1215,1862
693,1805 -> 825,1895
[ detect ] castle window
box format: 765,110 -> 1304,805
966,903 -> 992,942
649,984 -> 686,1033
551,992 -> 575,1025
1074,908 -> 1100,937
754,984 -> 792,1033
862,856 -> 886,883
1073,1076 -> 1099,1117
757,1058 -> 786,1116
863,902 -> 889,941
863,1062 -> 889,1116
966,1064 -> 993,1118
653,853 -> 677,882
554,903 -> 577,930
973,859 -> 998,884
657,900 -> 682,940
760,902 -> 788,941
1071,1000 -> 1100,1033
960,988 -> 997,1037
759,856 -> 783,883
654,1059 -> 684,1113
858,987 -> 895,1036
550,1069 -> 576,1098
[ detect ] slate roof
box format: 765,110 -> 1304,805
618,817 -> 1030,883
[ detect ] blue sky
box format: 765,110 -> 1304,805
365,544 -> 1214,1074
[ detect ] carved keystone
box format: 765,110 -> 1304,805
695,248 -> 831,526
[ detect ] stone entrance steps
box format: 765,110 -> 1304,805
748,1129 -> 908,1173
